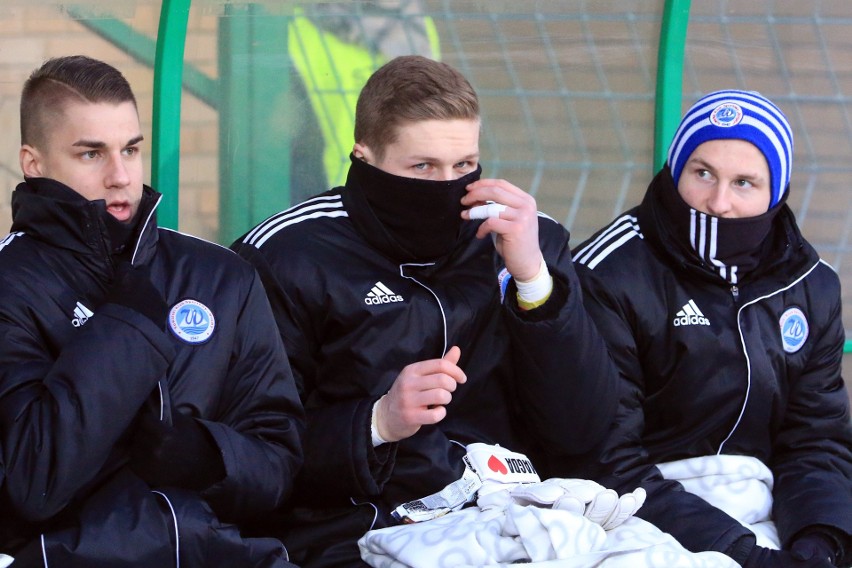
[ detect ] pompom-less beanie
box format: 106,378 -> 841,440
667,90 -> 793,209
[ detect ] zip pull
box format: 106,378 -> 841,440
731,285 -> 739,300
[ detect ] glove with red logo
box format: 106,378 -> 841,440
509,478 -> 646,530
465,443 -> 540,512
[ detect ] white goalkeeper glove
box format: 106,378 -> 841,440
510,478 -> 646,530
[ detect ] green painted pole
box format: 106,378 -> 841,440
653,0 -> 692,173
152,0 -> 191,230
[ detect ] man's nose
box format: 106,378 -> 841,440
436,167 -> 460,181
705,186 -> 732,217
105,153 -> 131,188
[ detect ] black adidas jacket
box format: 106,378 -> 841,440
0,178 -> 304,567
571,169 -> 852,565
232,167 -> 619,567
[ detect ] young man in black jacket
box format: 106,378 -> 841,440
573,89 -> 852,567
232,54 -> 621,567
0,55 -> 305,567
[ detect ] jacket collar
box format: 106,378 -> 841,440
340,164 -> 480,266
11,177 -> 161,266
637,167 -> 818,293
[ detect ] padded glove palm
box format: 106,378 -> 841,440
509,478 -> 646,530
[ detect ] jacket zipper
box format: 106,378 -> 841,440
399,263 -> 449,356
717,260 -> 822,454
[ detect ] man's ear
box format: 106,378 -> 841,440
352,142 -> 369,163
20,145 -> 44,178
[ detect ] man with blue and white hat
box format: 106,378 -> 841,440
571,89 -> 852,567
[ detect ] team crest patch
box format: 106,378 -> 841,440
497,268 -> 511,303
169,299 -> 215,344
710,102 -> 743,128
779,307 -> 808,353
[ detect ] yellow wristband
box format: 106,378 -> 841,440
515,259 -> 553,310
517,292 -> 552,311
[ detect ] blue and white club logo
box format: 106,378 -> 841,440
710,102 -> 743,128
497,267 -> 511,304
779,307 -> 808,354
169,299 -> 215,344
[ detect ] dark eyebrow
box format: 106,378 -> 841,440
72,139 -> 105,149
71,134 -> 144,149
410,152 -> 480,163
686,156 -> 712,170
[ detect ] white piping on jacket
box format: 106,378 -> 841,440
243,195 -> 346,248
717,259 -> 822,454
0,232 -> 24,254
157,381 -> 165,421
130,193 -> 162,266
349,497 -> 380,532
399,263 -> 449,356
152,490 -> 180,568
573,214 -> 642,270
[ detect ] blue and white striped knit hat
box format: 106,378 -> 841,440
667,89 -> 794,209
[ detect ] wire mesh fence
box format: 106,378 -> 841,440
1,0 -> 851,340
414,0 -> 852,337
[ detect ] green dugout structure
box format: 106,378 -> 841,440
74,0 -> 852,354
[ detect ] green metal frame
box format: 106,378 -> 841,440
71,1 -> 852,353
653,0 -> 691,173
217,4 -> 293,245
151,0 -> 192,230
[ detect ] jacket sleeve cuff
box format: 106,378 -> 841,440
505,263 -> 569,322
298,397 -> 397,499
726,533 -> 757,566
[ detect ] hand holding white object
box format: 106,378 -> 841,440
509,478 -> 646,530
461,178 -> 542,282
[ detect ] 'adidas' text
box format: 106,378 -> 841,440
365,282 -> 404,305
673,299 -> 710,327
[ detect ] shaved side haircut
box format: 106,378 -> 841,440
20,55 -> 137,149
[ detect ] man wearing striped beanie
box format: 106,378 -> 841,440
571,89 -> 851,567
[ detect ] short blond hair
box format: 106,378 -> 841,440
354,55 -> 479,162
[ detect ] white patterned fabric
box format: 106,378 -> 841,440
359,490 -> 738,567
656,455 -> 780,549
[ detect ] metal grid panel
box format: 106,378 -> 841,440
1,0 -> 851,339
414,0 -> 852,336
422,0 -> 662,241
